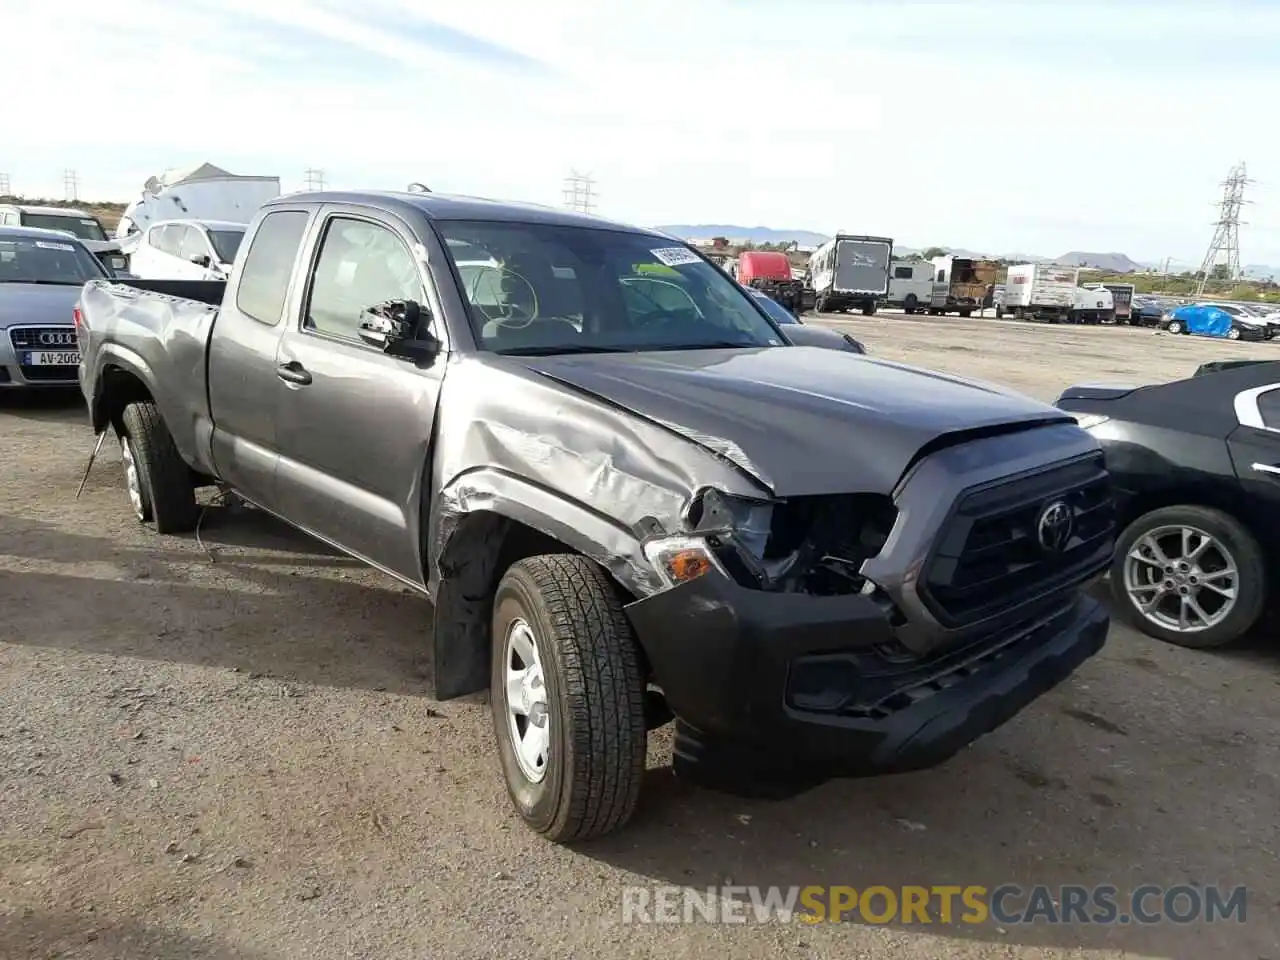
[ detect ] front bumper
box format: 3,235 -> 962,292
625,573 -> 1108,781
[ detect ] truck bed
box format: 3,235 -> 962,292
77,278 -> 224,476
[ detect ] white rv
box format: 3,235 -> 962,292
808,234 -> 893,315
114,162 -> 281,243
999,263 -> 1079,322
886,260 -> 934,314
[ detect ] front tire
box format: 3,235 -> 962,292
117,402 -> 199,534
1110,505 -> 1266,649
1166,319 -> 1183,334
490,554 -> 647,842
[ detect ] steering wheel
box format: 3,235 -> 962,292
469,266 -> 539,329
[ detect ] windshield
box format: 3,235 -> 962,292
19,213 -> 107,242
0,236 -> 106,284
749,291 -> 798,324
208,228 -> 245,264
436,221 -> 785,354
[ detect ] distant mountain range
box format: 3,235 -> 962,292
655,224 -> 1280,279
654,224 -> 831,247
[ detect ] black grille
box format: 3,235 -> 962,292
9,326 -> 80,382
9,326 -> 78,350
920,453 -> 1112,626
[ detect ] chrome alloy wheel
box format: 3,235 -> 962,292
1123,524 -> 1238,634
120,436 -> 145,520
503,618 -> 550,783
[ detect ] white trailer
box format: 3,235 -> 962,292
886,260 -> 934,314
998,263 -> 1079,322
809,234 -> 894,315
114,162 -> 281,241
928,254 -> 1000,317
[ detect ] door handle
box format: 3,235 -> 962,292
276,361 -> 312,386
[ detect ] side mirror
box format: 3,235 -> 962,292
190,254 -> 212,268
358,299 -> 440,362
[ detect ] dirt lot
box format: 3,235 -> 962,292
2,315 -> 1278,960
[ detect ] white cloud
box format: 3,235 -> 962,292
4,0 -> 1279,264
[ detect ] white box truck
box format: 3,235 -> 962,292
886,260 -> 934,314
809,234 -> 894,315
998,263 -> 1079,322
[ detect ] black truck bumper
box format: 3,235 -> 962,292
625,573 -> 1108,789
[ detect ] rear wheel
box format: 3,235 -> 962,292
958,309 -> 972,318
490,554 -> 647,842
903,294 -> 918,314
1227,326 -> 1242,340
117,402 -> 199,534
1111,505 -> 1266,649
861,302 -> 876,316
1166,319 -> 1184,334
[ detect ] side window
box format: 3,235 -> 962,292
151,225 -> 178,254
1258,389 -> 1280,430
235,210 -> 310,326
306,217 -> 422,342
893,266 -> 913,279
179,227 -> 210,262
938,269 -> 947,283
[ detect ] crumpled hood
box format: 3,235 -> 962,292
517,346 -> 1074,496
0,283 -> 83,329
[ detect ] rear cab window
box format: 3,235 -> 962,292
235,210 -> 310,326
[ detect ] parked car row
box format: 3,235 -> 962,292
1161,301 -> 1280,341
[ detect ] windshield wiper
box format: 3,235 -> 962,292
0,278 -> 83,285
643,340 -> 768,351
494,344 -> 627,356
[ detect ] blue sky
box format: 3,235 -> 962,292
6,0 -> 1280,265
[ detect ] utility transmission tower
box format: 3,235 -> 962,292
303,168 -> 327,191
0,172 -> 11,196
562,170 -> 597,215
63,169 -> 80,202
1194,161 -> 1251,295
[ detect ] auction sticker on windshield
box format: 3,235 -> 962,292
35,241 -> 76,251
651,247 -> 703,267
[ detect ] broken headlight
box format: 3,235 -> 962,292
684,488 -> 899,596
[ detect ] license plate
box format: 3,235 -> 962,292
24,350 -> 81,366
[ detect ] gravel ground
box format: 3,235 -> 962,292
1,314 -> 1278,960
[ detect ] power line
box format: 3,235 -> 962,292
63,169 -> 80,202
562,170 -> 597,215
1195,161 -> 1251,295
303,168 -> 327,191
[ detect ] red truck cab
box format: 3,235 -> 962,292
736,251 -> 793,285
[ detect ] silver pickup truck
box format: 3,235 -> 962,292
77,190 -> 1113,842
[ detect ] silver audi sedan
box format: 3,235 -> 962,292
0,225 -> 109,389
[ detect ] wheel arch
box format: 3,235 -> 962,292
427,479 -> 651,702
92,352 -> 157,435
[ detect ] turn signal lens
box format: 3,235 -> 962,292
643,535 -> 725,588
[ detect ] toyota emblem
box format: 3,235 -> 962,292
1035,500 -> 1074,554
39,330 -> 77,346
